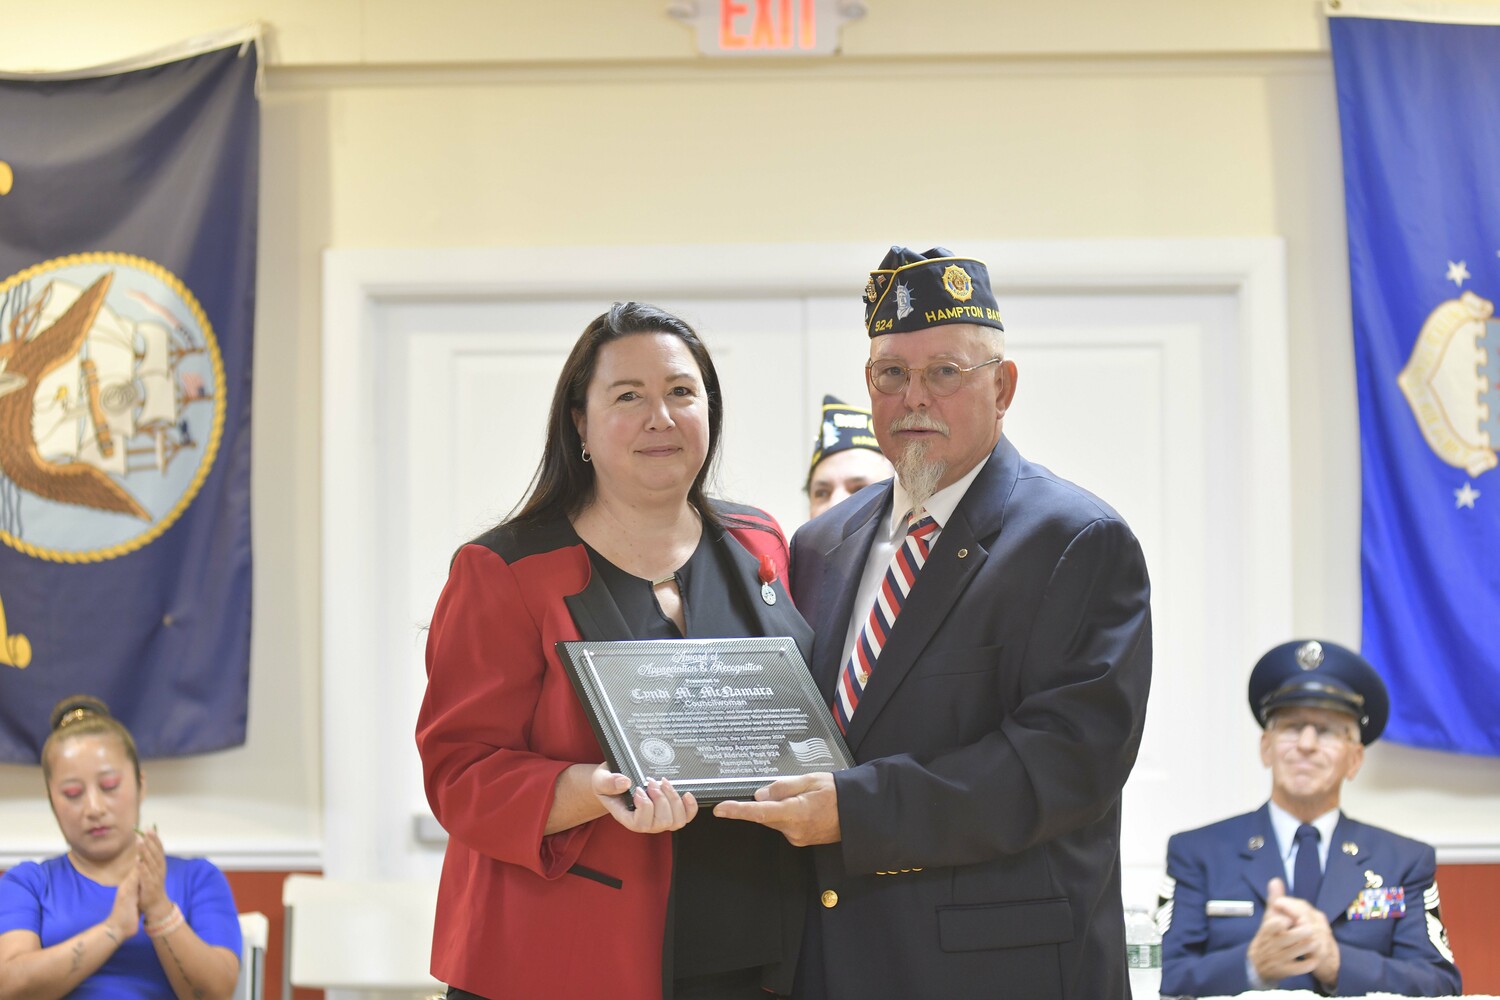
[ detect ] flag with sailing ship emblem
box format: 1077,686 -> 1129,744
0,29 -> 258,761
1330,5 -> 1500,755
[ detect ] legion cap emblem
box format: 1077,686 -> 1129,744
941,264 -> 974,302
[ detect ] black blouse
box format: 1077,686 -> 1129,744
585,530 -> 801,996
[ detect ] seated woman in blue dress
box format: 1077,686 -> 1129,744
0,696 -> 242,999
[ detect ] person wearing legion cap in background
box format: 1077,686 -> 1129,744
716,246 -> 1152,999
1157,639 -> 1462,998
805,395 -> 893,520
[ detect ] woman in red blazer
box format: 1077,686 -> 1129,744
416,302 -> 814,1000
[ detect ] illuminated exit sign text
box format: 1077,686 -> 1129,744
670,0 -> 866,57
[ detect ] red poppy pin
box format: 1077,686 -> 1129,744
758,556 -> 778,605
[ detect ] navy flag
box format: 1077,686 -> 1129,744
0,29 -> 258,761
1331,4 -> 1500,755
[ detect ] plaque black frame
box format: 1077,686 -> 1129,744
557,636 -> 854,804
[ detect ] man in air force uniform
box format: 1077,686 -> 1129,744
1158,639 -> 1462,997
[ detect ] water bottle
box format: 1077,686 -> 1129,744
1125,904 -> 1162,1000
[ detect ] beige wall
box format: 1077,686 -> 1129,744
3,0 -> 1497,862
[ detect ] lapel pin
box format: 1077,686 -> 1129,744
758,555 -> 777,606
1248,835 -> 1264,850
1365,869 -> 1383,889
957,548 -> 969,558
1342,841 -> 1358,856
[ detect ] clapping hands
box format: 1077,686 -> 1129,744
1248,877 -> 1340,989
134,827 -> 172,925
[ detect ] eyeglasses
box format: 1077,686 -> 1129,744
1268,717 -> 1357,746
866,357 -> 1003,397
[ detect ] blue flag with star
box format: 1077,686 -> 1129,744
1331,10 -> 1500,755
0,32 -> 258,762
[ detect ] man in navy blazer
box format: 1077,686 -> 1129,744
1158,640 -> 1462,997
717,246 -> 1153,999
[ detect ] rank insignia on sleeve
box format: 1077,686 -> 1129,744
941,264 -> 974,302
1346,885 -> 1405,920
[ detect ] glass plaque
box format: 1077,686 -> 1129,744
557,637 -> 854,804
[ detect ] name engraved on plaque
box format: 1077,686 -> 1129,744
559,637 -> 853,803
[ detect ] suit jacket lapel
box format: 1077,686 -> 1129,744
842,506 -> 988,749
719,527 -> 816,660
1241,805 -> 1287,904
842,440 -> 1017,751
565,525 -> 817,653
563,547 -> 633,643
810,489 -> 890,703
1318,815 -> 1366,923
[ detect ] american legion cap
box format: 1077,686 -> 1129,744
1248,639 -> 1390,745
807,395 -> 882,488
863,246 -> 1005,338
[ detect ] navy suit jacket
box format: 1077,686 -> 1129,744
788,437 -> 1152,1000
1159,804 -> 1462,997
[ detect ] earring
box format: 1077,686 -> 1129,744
581,443 -> 592,463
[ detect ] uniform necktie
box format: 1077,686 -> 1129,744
833,512 -> 939,733
1293,823 -> 1323,903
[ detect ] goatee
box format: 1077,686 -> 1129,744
894,440 -> 944,513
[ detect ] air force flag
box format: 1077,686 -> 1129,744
1331,5 -> 1500,754
0,30 -> 258,761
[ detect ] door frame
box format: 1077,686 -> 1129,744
320,238 -> 1293,877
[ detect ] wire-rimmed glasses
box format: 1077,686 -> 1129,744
865,357 -> 1003,397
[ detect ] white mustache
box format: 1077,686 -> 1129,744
888,413 -> 949,435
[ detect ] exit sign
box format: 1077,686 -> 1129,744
669,0 -> 867,57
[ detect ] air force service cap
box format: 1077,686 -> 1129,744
863,246 -> 1006,338
1248,639 -> 1389,745
807,395 -> 882,488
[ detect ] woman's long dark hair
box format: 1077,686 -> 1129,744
508,302 -> 727,531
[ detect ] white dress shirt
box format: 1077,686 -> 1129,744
1268,800 -> 1339,889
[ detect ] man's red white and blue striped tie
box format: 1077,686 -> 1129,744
833,512 -> 939,733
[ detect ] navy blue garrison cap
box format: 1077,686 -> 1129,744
807,395 -> 882,488
863,246 -> 1005,338
1248,639 -> 1389,745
